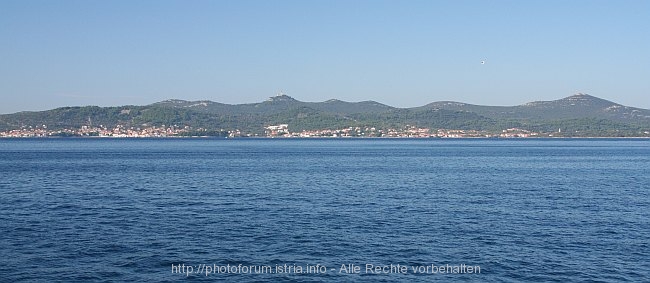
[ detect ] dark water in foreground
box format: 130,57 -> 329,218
1,138 -> 649,282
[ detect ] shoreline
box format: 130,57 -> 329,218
1,136 -> 649,139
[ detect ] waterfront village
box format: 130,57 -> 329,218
0,123 -> 546,138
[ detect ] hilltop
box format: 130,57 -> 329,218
421,93 -> 649,122
0,93 -> 648,137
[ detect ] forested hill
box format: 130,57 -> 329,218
1,93 -> 648,136
419,93 -> 650,122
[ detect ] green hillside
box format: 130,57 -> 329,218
1,94 -> 648,136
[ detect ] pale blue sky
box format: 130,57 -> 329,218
1,0 -> 648,114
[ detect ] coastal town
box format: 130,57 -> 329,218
0,123 -> 548,138
2,94 -> 648,138
264,124 -> 540,138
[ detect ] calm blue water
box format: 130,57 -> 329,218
1,138 -> 649,282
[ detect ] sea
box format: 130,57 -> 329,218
1,138 -> 648,282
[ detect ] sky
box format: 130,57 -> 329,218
1,0 -> 649,114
